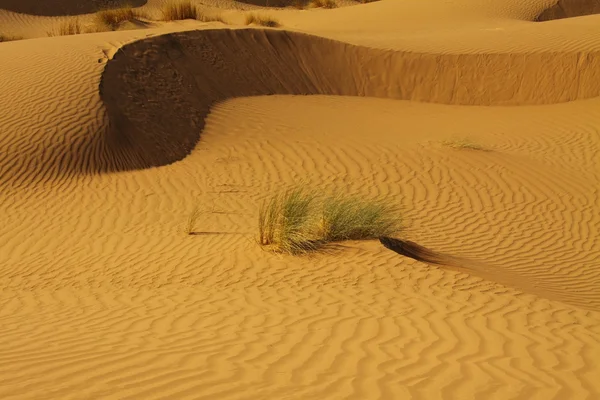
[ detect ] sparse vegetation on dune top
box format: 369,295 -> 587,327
311,0 -> 338,8
258,187 -> 402,254
162,1 -> 227,23
245,13 -> 281,27
185,206 -> 202,235
195,11 -> 227,24
47,9 -> 149,37
162,0 -> 198,21
47,19 -> 83,37
0,34 -> 23,42
95,7 -> 141,31
236,0 -> 376,8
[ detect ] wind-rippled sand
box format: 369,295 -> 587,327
0,0 -> 599,398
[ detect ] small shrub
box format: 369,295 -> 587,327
95,7 -> 139,30
258,187 -> 402,254
245,13 -> 280,27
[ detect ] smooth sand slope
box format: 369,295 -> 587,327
1,0 -> 599,399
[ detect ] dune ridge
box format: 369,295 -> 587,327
100,28 -> 600,173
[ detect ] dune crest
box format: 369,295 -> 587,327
101,28 -> 600,172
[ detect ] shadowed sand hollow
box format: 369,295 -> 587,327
0,0 -> 147,16
537,0 -> 600,21
100,28 -> 600,172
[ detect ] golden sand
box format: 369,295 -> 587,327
0,0 -> 599,398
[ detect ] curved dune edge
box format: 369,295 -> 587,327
380,237 -> 600,311
100,28 -> 600,172
0,0 -> 147,16
537,0 -> 600,21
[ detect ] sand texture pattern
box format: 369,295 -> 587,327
1,0 -> 599,399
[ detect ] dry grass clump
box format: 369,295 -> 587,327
319,195 -> 400,242
47,19 -> 83,36
311,0 -> 337,8
292,0 -> 307,9
185,206 -> 202,235
442,138 -> 489,151
245,13 -> 281,27
258,187 -> 402,254
259,188 -> 321,254
0,34 -> 23,42
162,1 -> 226,23
162,1 -> 198,20
95,7 -> 140,30
48,8 -> 147,36
197,12 -> 227,23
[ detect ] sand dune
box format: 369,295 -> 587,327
1,0 -> 599,398
101,28 -> 600,172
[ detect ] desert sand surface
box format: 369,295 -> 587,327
1,0 -> 599,398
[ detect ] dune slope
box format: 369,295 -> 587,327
101,28 -> 600,172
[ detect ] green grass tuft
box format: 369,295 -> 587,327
319,195 -> 401,242
258,187 -> 402,254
